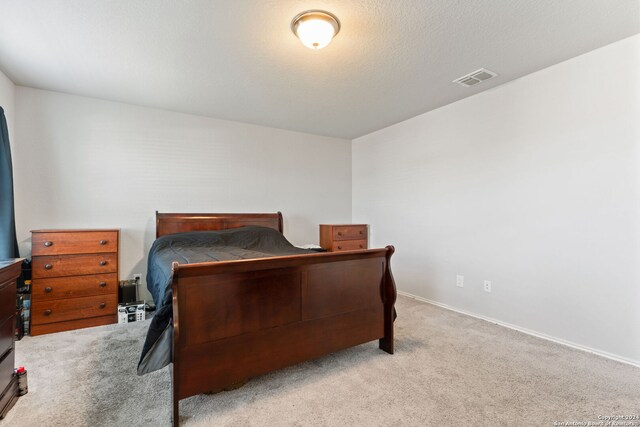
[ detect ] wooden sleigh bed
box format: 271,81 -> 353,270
156,212 -> 396,426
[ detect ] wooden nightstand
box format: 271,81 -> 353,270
319,224 -> 368,252
30,229 -> 119,335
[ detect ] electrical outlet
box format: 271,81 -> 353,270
456,275 -> 464,288
133,273 -> 142,283
483,280 -> 492,293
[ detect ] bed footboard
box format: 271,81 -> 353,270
170,246 -> 396,426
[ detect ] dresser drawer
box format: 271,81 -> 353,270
0,349 -> 14,391
332,239 -> 368,252
32,231 -> 118,256
32,294 -> 117,325
0,316 -> 14,360
0,376 -> 18,419
0,282 -> 15,323
332,225 -> 367,241
32,253 -> 117,278
32,273 -> 118,301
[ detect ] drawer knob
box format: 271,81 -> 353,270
99,260 -> 108,266
359,244 -> 363,248
44,263 -> 53,270
337,246 -> 342,250
99,303 -> 106,309
45,286 -> 52,293
337,232 -> 342,236
359,230 -> 363,234
99,239 -> 108,245
44,241 -> 53,247
44,309 -> 52,316
98,281 -> 107,287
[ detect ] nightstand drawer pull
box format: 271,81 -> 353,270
337,246 -> 342,250
44,264 -> 53,270
44,287 -> 52,293
359,244 -> 363,248
99,260 -> 108,266
337,232 -> 342,236
44,241 -> 53,247
99,239 -> 107,245
99,303 -> 106,309
359,230 -> 363,234
44,309 -> 52,316
98,281 -> 107,287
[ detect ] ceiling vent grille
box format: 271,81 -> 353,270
453,68 -> 498,87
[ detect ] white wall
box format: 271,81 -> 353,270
353,35 -> 640,364
0,69 -> 15,143
13,87 -> 352,300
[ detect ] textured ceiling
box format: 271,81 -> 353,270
0,0 -> 638,139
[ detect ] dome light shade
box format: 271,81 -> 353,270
291,10 -> 340,49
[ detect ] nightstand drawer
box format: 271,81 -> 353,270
332,225 -> 367,241
32,294 -> 117,324
32,253 -> 117,278
333,239 -> 368,252
32,273 -> 118,300
32,231 -> 118,256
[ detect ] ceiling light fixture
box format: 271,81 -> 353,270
291,10 -> 340,50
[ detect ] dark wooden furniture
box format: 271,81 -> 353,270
156,212 -> 395,426
30,229 -> 119,335
0,259 -> 22,419
319,224 -> 368,252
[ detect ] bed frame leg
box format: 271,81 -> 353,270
172,364 -> 179,426
379,246 -> 396,354
379,304 -> 394,354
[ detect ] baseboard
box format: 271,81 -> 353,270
397,290 -> 640,368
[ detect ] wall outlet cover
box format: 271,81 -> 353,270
456,275 -> 464,288
483,280 -> 492,292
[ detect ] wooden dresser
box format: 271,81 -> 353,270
30,229 -> 119,335
319,224 -> 368,252
0,259 -> 21,419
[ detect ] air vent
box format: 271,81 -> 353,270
453,68 -> 498,87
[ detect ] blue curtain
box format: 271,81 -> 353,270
0,106 -> 18,259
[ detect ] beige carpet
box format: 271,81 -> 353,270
4,295 -> 639,426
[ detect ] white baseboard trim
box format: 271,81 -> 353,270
397,290 -> 640,369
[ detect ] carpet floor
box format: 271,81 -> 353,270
4,295 -> 639,426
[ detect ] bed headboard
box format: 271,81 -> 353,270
155,212 -> 284,238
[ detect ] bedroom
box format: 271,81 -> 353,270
0,0 -> 638,425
